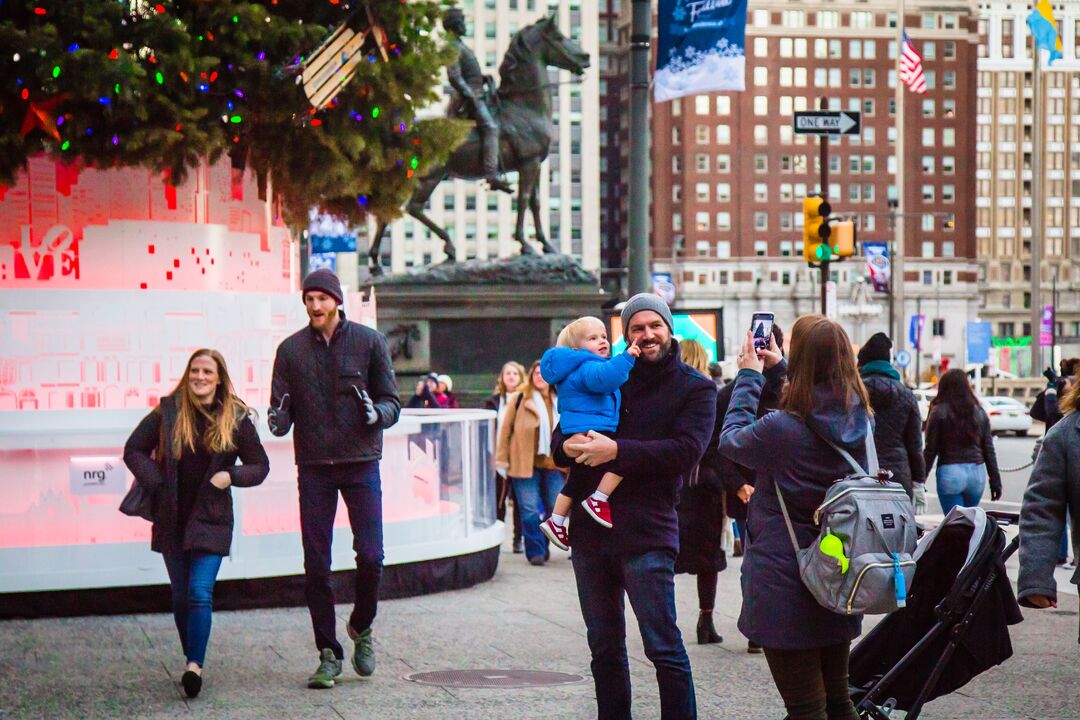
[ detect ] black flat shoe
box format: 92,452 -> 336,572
182,670 -> 202,698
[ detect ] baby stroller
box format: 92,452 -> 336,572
848,507 -> 1024,719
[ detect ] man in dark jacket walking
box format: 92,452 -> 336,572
857,333 -> 924,499
554,293 -> 717,720
269,269 -> 401,689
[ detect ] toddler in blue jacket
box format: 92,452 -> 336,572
538,316 -> 639,550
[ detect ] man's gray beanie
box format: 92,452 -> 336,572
620,293 -> 674,339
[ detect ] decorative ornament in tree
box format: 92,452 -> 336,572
20,96 -> 63,140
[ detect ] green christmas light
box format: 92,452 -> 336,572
371,107 -> 380,118
410,156 -> 418,169
61,140 -> 70,151
114,83 -> 120,93
230,115 -> 242,123
155,71 -> 164,85
52,65 -> 60,78
232,16 -> 239,23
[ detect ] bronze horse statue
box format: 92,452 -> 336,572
368,15 -> 590,274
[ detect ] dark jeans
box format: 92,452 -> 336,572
511,468 -> 562,561
763,643 -> 859,720
572,548 -> 696,720
299,461 -> 383,659
162,551 -> 224,667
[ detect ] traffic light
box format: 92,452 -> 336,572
803,195 -> 832,262
831,220 -> 856,258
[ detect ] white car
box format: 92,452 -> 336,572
979,396 -> 1033,436
913,389 -> 936,423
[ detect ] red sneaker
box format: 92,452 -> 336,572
581,496 -> 613,528
539,517 -> 570,551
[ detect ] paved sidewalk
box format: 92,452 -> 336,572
1,535 -> 1077,719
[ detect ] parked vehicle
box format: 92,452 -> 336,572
979,395 -> 1033,436
913,389 -> 936,424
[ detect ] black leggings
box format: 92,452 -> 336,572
696,571 -> 717,610
762,643 -> 859,720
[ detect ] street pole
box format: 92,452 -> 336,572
915,295 -> 923,384
627,0 -> 651,296
888,203 -> 896,341
1030,41 -> 1044,375
893,0 -> 907,352
1052,265 -> 1058,367
819,97 -> 829,315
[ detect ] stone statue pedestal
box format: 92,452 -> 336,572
366,255 -> 605,403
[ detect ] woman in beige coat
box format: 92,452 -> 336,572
496,360 -> 564,565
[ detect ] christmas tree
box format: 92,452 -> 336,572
0,1 -> 467,226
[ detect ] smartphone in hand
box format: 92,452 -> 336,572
750,312 -> 775,352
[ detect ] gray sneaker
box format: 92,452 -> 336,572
307,648 -> 342,689
347,624 -> 376,677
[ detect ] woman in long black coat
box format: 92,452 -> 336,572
124,349 -> 268,698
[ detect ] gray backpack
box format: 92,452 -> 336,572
775,423 -> 918,616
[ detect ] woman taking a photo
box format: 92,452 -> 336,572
923,368 -> 1002,514
720,315 -> 870,720
495,360 -> 563,566
124,349 -> 269,698
484,361 -> 527,552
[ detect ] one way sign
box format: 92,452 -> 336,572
793,111 -> 861,136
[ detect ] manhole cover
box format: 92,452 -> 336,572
403,669 -> 586,689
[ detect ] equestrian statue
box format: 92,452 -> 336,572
368,11 -> 590,275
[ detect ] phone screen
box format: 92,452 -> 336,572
751,313 -> 775,351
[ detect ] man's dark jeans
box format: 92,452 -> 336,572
572,548 -> 696,720
298,461 -> 383,659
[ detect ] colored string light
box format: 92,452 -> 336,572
61,140 -> 70,150
155,71 -> 164,85
52,66 -> 60,78
372,107 -> 380,118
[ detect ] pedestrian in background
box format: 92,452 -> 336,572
268,269 -> 401,689
673,339 -> 730,646
553,294 -> 717,720
495,360 -> 563,565
124,349 -> 269,698
484,361 -> 527,553
436,374 -> 459,408
712,323 -> 787,654
720,315 -> 870,720
923,368 -> 1002,515
406,373 -> 441,409
1018,373 -> 1080,639
857,332 -> 924,499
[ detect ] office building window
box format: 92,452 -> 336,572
753,183 -> 768,202
695,182 -> 710,201
695,95 -> 710,114
695,154 -> 709,172
717,183 -> 731,202
754,212 -> 768,230
716,154 -> 731,172
716,212 -> 732,230
717,240 -> 731,258
716,96 -> 731,114
715,124 -> 731,144
695,211 -> 710,231
922,241 -> 935,258
754,240 -> 768,256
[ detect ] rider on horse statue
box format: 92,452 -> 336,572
443,8 -> 513,194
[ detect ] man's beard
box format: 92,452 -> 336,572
640,339 -> 672,363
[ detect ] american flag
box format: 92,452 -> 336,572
898,31 -> 928,94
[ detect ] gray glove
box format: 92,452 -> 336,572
912,482 -> 928,516
359,389 -> 379,426
268,393 -> 291,436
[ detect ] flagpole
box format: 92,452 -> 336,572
893,0 -> 907,370
1030,38 -> 1044,375
627,0 -> 651,296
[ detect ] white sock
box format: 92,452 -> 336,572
591,491 -> 609,502
550,513 -> 567,527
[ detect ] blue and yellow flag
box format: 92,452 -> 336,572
1027,0 -> 1063,65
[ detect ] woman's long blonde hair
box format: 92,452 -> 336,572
680,338 -> 709,376
1061,378 -> 1080,415
166,349 -> 250,457
781,315 -> 871,419
494,361 -> 526,396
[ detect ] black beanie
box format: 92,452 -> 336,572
858,332 -> 892,366
302,269 -> 343,305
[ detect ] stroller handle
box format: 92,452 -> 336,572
986,510 -> 1020,527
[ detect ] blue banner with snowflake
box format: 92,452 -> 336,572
656,0 -> 747,102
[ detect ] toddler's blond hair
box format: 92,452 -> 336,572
556,316 -> 606,349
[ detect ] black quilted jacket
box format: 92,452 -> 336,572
860,368 -> 925,494
269,316 -> 401,464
